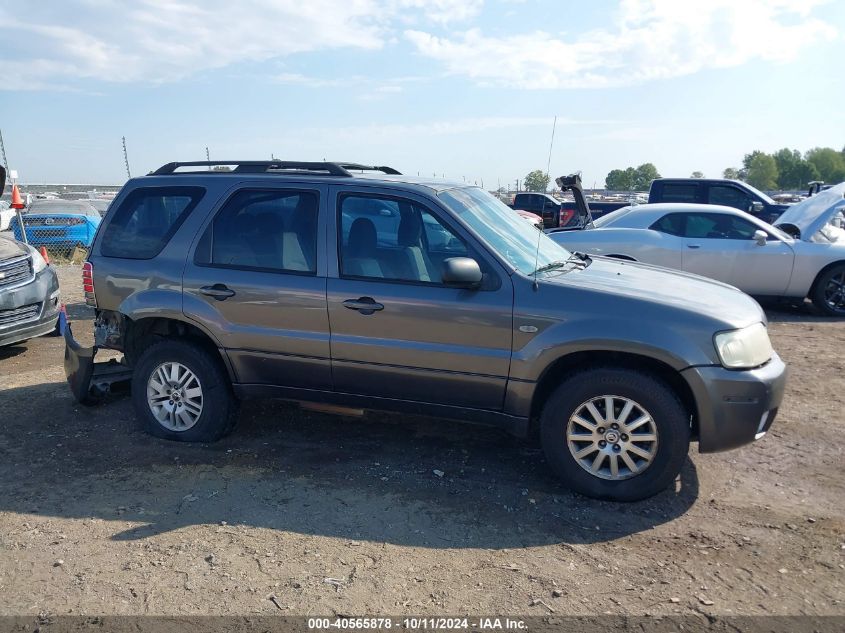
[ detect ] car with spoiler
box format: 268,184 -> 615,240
10,199 -> 102,250
63,161 -> 786,502
549,183 -> 845,316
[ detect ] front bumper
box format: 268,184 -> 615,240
682,353 -> 787,453
0,266 -> 61,347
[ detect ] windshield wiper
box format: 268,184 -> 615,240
532,252 -> 590,276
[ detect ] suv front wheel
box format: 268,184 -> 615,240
131,339 -> 239,442
540,368 -> 690,501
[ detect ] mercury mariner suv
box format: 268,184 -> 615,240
64,161 -> 787,501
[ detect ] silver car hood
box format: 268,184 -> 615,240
775,182 -> 845,239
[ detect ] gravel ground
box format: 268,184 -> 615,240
0,265 -> 843,617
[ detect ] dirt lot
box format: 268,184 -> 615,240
0,265 -> 843,617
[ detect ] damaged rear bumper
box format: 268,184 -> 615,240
64,322 -> 133,404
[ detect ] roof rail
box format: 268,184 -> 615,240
337,163 -> 402,175
151,161 -> 401,177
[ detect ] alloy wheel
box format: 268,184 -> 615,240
823,270 -> 845,314
146,362 -> 204,431
566,395 -> 659,481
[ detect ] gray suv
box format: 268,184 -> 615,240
64,161 -> 787,501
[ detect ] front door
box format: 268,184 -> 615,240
326,187 -> 514,410
681,211 -> 746,284
680,211 -> 794,294
182,184 -> 331,389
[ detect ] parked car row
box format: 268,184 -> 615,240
549,183 -> 845,316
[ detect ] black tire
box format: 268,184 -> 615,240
540,367 -> 690,502
810,264 -> 845,317
131,339 -> 239,442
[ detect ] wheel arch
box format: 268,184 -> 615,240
528,350 -> 697,438
809,259 -> 845,296
122,315 -> 235,382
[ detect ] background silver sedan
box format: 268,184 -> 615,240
549,183 -> 845,316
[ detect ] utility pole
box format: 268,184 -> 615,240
122,136 -> 131,179
206,146 -> 211,169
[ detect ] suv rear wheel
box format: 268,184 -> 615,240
131,339 -> 239,442
540,367 -> 690,501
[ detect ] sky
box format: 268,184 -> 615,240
0,0 -> 843,188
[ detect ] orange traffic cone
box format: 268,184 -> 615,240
39,246 -> 50,265
10,183 -> 24,209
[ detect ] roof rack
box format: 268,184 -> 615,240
151,161 -> 401,177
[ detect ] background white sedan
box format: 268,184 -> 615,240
549,183 -> 845,316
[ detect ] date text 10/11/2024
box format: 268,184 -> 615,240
307,618 -> 527,630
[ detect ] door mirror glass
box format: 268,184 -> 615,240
441,257 -> 482,288
749,201 -> 764,214
753,230 -> 768,246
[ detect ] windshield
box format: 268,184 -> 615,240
438,187 -> 571,275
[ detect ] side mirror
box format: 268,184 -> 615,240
441,257 -> 482,288
753,230 -> 768,246
749,201 -> 764,215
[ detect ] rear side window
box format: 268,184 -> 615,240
660,184 -> 698,203
100,187 -> 204,259
196,189 -> 318,274
650,213 -> 685,236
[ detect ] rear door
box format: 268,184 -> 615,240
326,186 -> 514,410
182,183 -> 331,389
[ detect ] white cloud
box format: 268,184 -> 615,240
0,0 -> 480,89
405,0 -> 838,88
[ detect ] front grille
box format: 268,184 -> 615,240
31,228 -> 71,238
0,303 -> 41,327
24,217 -> 80,226
0,256 -> 33,289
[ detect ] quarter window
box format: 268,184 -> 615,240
650,213 -> 685,236
198,189 -> 318,273
101,187 -> 204,259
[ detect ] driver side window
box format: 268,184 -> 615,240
338,194 -> 469,284
708,186 -> 750,211
684,213 -> 758,240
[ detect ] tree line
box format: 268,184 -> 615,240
521,145 -> 845,193
600,146 -> 845,192
723,146 -> 845,191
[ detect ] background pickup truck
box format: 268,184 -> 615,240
511,192 -> 627,229
648,178 -> 790,224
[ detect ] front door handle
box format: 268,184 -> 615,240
200,284 -> 236,301
343,297 -> 384,315
686,243 -> 701,249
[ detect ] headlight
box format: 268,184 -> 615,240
28,245 -> 48,273
714,322 -> 773,369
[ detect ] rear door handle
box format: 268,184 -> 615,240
343,297 -> 384,314
200,284 -> 235,300
686,244 -> 701,249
